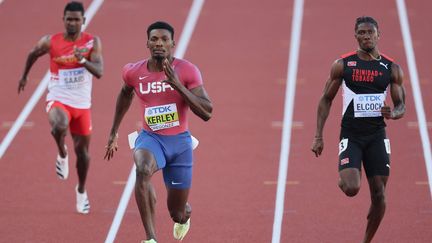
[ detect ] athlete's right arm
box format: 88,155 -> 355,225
18,35 -> 51,93
104,84 -> 135,161
311,59 -> 343,157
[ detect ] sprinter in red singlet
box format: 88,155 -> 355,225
311,16 -> 406,243
18,1 -> 103,214
104,21 -> 212,243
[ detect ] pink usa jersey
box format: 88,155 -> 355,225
122,58 -> 203,135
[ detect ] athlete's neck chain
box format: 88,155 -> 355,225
357,48 -> 382,61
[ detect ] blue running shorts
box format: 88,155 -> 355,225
134,129 -> 193,189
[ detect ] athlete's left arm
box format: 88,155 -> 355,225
381,63 -> 406,119
74,36 -> 104,79
162,59 -> 213,121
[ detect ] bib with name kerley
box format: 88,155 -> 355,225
58,67 -> 90,89
145,103 -> 180,131
353,93 -> 385,118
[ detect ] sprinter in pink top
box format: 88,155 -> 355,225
18,1 -> 103,215
122,58 -> 203,135
105,21 -> 212,243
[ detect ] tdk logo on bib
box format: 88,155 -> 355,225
146,105 -> 172,115
353,93 -> 385,118
358,95 -> 382,102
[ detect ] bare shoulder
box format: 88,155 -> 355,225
33,34 -> 51,53
390,62 -> 404,84
39,34 -> 51,45
92,36 -> 102,46
329,58 -> 344,77
93,35 -> 101,42
391,62 -> 402,71
333,58 -> 344,67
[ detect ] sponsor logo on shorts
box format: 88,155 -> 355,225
340,158 -> 350,165
171,181 -> 183,185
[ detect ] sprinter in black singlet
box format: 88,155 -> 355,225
311,16 -> 406,243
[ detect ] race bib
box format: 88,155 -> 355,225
353,93 -> 385,118
145,103 -> 180,131
58,67 -> 89,89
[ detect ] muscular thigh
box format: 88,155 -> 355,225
338,133 -> 363,172
363,131 -> 391,177
134,130 -> 166,169
68,107 -> 92,136
46,101 -> 70,127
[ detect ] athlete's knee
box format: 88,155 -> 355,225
170,209 -> 188,223
75,148 -> 90,163
134,150 -> 156,179
169,203 -> 191,224
51,123 -> 68,137
344,187 -> 360,197
135,161 -> 155,179
371,189 -> 386,206
340,180 -> 361,197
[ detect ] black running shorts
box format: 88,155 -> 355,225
338,128 -> 391,177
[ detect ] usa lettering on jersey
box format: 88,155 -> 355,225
139,81 -> 174,94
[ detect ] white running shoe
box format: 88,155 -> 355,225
75,186 -> 90,214
141,239 -> 157,243
173,218 -> 190,241
56,151 -> 69,180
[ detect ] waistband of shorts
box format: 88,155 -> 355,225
340,126 -> 385,137
141,129 -> 190,137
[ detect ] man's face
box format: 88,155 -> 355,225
147,29 -> 175,60
355,23 -> 379,52
63,11 -> 85,35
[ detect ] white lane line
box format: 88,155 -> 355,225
103,1 -> 205,243
104,163 -> 137,243
396,0 -> 432,200
271,0 -> 304,242
0,0 -> 105,159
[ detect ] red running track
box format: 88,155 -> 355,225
0,0 -> 430,242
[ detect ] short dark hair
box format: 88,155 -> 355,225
147,21 -> 175,40
64,1 -> 85,16
355,16 -> 379,31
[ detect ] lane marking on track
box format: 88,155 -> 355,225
415,181 -> 429,185
0,0 -> 105,159
397,0 -> 432,200
261,209 -> 297,215
104,1 -> 205,243
2,121 -> 34,129
271,0 -> 304,243
271,121 -> 304,129
407,121 -> 432,129
264,181 -> 300,185
419,210 -> 432,214
112,181 -> 127,185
